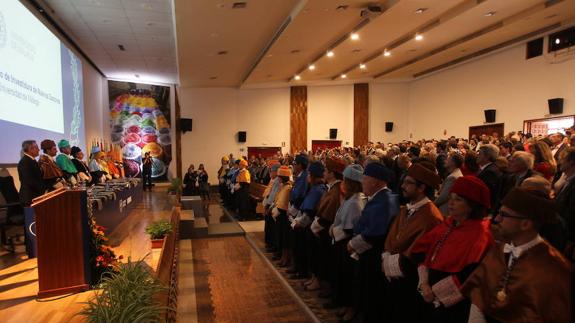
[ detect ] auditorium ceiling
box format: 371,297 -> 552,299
39,0 -> 575,87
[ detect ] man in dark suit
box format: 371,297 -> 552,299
500,151 -> 537,199
17,140 -> 46,206
477,144 -> 502,215
556,147 -> 575,262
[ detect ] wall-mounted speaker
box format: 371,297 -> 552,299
484,109 -> 496,123
385,122 -> 394,132
238,131 -> 247,143
180,118 -> 193,133
548,98 -> 564,115
329,128 -> 338,139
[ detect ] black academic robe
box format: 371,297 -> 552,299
17,155 -> 46,206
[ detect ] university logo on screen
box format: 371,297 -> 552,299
0,10 -> 6,49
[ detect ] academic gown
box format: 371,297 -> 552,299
383,202 -> 444,323
462,240 -> 573,323
410,217 -> 494,323
349,188 -> 399,322
294,183 -> 326,277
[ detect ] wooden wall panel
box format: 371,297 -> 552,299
290,86 -> 307,153
354,83 -> 369,147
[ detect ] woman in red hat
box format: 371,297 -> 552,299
408,176 -> 494,323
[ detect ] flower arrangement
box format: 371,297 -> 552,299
89,217 -> 122,285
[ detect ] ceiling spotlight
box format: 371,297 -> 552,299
326,50 -> 335,57
308,64 -> 316,71
341,74 -> 347,79
415,8 -> 427,14
294,75 -> 301,81
359,63 -> 366,69
350,33 -> 359,41
484,11 -> 496,17
555,38 -> 561,44
383,50 -> 391,57
415,34 -> 423,41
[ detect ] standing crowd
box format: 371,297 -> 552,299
217,129 -> 574,322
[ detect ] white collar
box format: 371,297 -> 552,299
479,162 -> 492,171
368,186 -> 388,201
503,235 -> 543,260
327,179 -> 341,190
24,153 -> 36,160
406,197 -> 430,216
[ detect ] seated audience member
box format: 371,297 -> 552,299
17,140 -> 46,206
329,165 -> 365,319
347,162 -> 399,322
501,151 -> 536,199
183,164 -> 198,195
409,176 -> 493,323
382,163 -> 443,323
38,139 -> 66,190
529,140 -> 557,181
462,188 -> 572,323
435,153 -> 464,216
55,139 -> 78,185
556,147 -> 575,261
499,141 -> 513,160
477,144 -> 502,215
549,132 -> 567,162
70,146 -> 92,184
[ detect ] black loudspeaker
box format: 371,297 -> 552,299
385,122 -> 393,132
180,118 -> 193,133
548,98 -> 564,114
484,109 -> 496,123
329,128 -> 338,139
238,131 -> 247,143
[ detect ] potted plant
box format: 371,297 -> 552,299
145,220 -> 172,249
79,257 -> 166,322
167,178 -> 182,206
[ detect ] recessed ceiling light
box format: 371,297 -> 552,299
484,11 -> 496,17
545,14 -> 558,19
415,8 -> 427,14
266,53 -> 273,58
294,75 -> 301,81
326,50 -> 334,57
415,34 -> 423,41
351,49 -> 362,53
359,63 -> 366,69
340,74 -> 347,79
210,76 -> 218,80
555,38 -> 561,44
308,64 -> 316,71
232,2 -> 247,9
134,74 -> 140,78
290,49 -> 300,54
383,50 -> 391,57
350,33 -> 359,41
336,5 -> 349,11
217,50 -> 228,55
118,44 -> 125,51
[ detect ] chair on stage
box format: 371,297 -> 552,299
0,175 -> 25,252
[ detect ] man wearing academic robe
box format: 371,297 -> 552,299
347,162 -> 399,322
55,139 -> 78,184
306,158 -> 345,291
381,162 -> 444,322
462,188 -> 573,323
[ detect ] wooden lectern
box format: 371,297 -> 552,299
31,188 -> 91,298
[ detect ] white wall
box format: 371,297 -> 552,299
408,44 -> 575,139
370,82 -> 410,143
308,85 -> 354,147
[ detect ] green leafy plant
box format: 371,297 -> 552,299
79,257 -> 166,322
167,178 -> 182,195
145,220 -> 172,240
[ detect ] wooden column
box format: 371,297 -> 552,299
290,86 -> 307,154
354,83 -> 369,147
